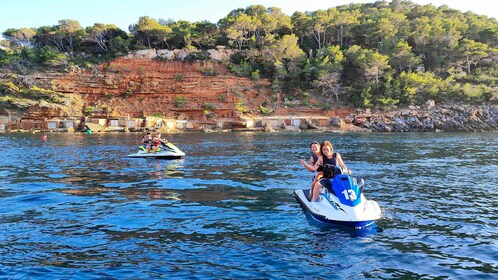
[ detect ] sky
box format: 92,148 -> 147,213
1,0 -> 497,33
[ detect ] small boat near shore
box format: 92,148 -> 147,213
294,166 -> 381,229
127,142 -> 185,159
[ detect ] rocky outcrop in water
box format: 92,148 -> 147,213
347,105 -> 497,132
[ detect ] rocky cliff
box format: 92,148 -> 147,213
40,58 -> 272,121
0,54 -> 348,130
1,54 -> 496,132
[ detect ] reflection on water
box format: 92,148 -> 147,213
0,131 -> 496,279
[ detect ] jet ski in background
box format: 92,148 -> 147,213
127,142 -> 185,159
294,165 -> 381,229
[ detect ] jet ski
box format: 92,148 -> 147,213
294,166 -> 381,229
127,142 -> 185,159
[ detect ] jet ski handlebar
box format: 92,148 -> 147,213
319,164 -> 352,175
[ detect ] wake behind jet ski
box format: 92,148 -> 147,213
294,165 -> 381,229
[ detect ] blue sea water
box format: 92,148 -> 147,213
0,131 -> 496,279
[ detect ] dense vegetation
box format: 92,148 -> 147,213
1,0 -> 498,109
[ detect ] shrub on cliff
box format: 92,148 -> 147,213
198,64 -> 218,76
0,48 -> 10,66
173,96 -> 187,108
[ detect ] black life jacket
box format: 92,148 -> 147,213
322,153 -> 338,178
312,154 -> 323,172
323,153 -> 337,166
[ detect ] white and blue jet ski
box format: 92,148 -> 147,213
127,142 -> 185,159
294,166 -> 381,229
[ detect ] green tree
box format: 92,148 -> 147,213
464,12 -> 498,46
32,20 -> 84,54
54,19 -> 85,53
331,9 -> 360,47
225,13 -> 254,49
84,23 -> 128,54
408,16 -> 432,54
309,9 -> 332,50
456,38 -> 490,74
477,26 -> 498,47
129,16 -> 173,49
290,11 -> 314,51
169,20 -> 195,48
396,71 -> 456,105
408,5 -> 468,71
264,34 -> 304,62
320,45 -> 344,73
245,5 -> 292,47
355,8 -> 408,52
388,41 -> 422,72
344,45 -> 391,85
191,21 -> 219,49
2,28 -> 36,49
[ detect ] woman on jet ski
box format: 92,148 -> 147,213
302,141 -> 349,202
300,141 -> 322,200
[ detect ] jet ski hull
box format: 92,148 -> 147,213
294,188 -> 381,229
127,152 -> 185,159
127,143 -> 185,159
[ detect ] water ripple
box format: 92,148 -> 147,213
0,132 -> 496,278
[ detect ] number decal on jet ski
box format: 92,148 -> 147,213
342,189 -> 357,201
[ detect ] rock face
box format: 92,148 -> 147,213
349,105 -> 498,132
22,58 -> 269,121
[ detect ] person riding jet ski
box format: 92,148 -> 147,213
148,133 -> 168,153
300,141 -> 349,202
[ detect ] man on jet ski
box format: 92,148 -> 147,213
142,132 -> 152,149
148,133 -> 168,153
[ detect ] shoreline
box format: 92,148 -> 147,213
4,104 -> 498,133
1,104 -> 496,134
1,126 -> 496,134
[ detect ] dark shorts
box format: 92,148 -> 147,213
319,178 -> 333,193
